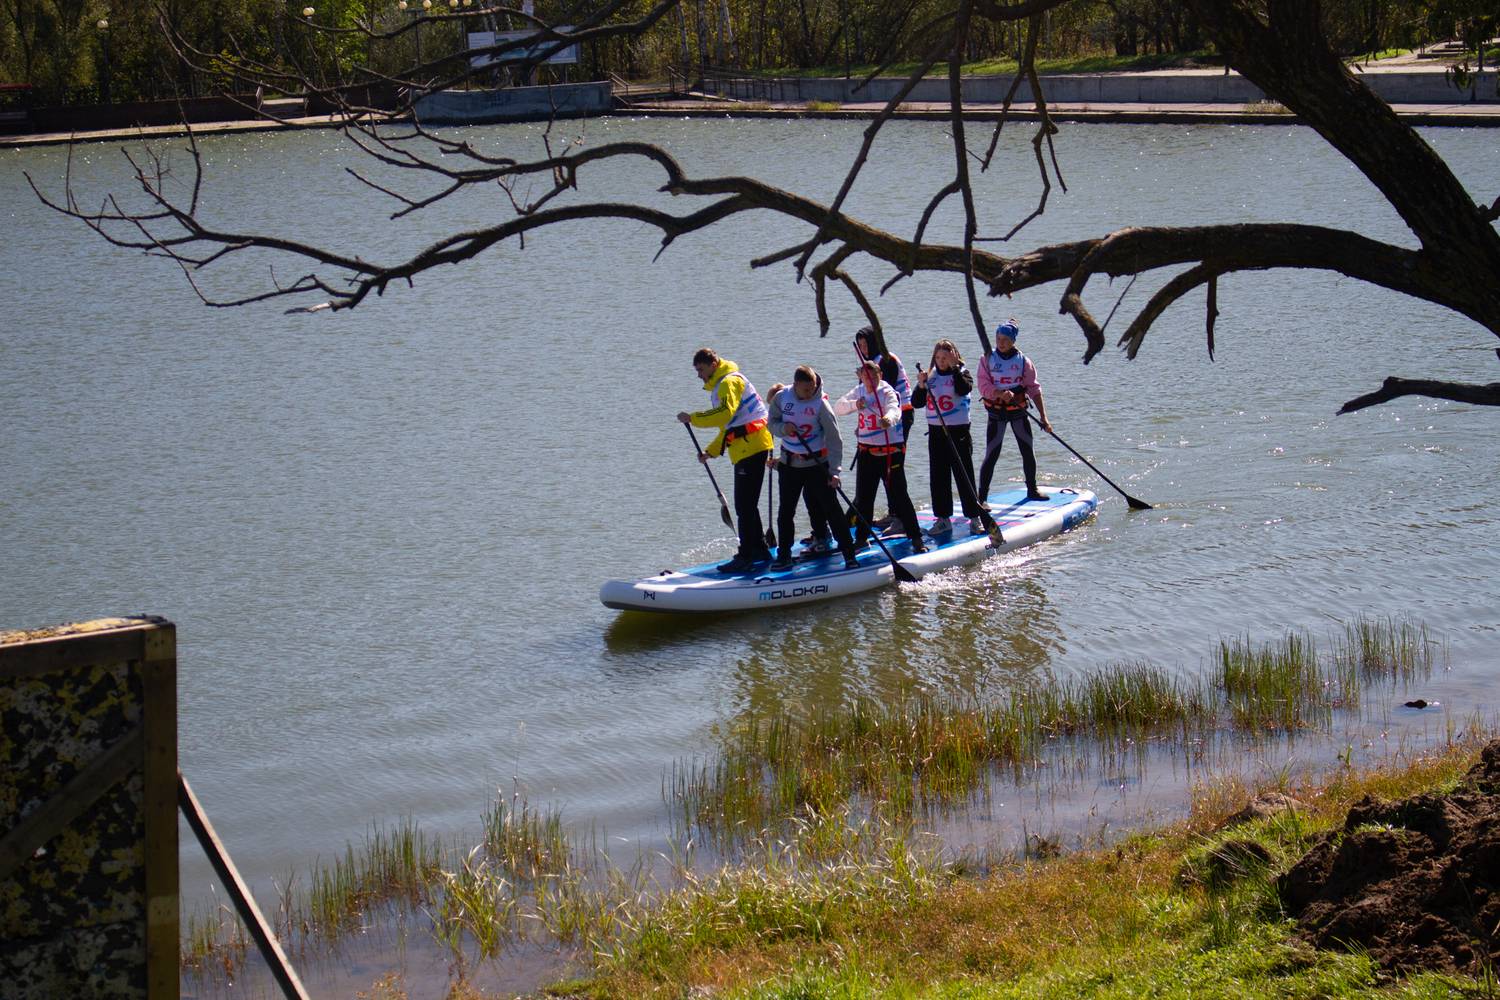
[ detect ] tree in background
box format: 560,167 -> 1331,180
5,0 -> 1495,104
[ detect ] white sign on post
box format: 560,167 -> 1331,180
467,26 -> 580,68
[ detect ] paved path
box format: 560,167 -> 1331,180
1,114 -> 346,149
625,97 -> 1499,127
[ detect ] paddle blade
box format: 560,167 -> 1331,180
1125,495 -> 1153,511
894,564 -> 919,584
720,503 -> 734,528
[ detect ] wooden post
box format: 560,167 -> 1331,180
0,616 -> 179,1000
178,774 -> 311,1000
142,624 -> 179,998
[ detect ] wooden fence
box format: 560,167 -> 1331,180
1,616 -> 308,1000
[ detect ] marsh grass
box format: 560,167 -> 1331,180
301,820 -> 444,938
672,619 -> 1439,848
181,892 -> 248,977
1331,614 -> 1443,688
1217,630 -> 1330,731
481,787 -> 574,881
182,617 -> 1451,989
182,818 -> 446,989
805,99 -> 842,111
586,734 -> 1495,1000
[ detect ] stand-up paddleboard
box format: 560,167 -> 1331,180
600,486 -> 1096,613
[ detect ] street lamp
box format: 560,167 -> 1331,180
95,18 -> 111,105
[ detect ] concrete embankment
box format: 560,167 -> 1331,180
4,67 -> 1497,148
699,67 -> 1497,107
651,65 -> 1498,127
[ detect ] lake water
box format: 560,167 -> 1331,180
3,116 -> 1499,992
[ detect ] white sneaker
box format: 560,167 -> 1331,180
928,516 -> 952,534
965,516 -> 987,534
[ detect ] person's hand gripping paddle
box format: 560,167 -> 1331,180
917,362 -> 1004,546
682,423 -> 735,529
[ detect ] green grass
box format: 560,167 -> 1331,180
182,617 -> 1457,996
583,736 -> 1494,1000
481,786 -> 573,881
302,819 -> 443,938
671,618 -> 1440,850
1330,615 -> 1442,689
740,49 -> 1221,81
181,892 -> 248,977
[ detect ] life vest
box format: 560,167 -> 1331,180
853,383 -> 905,448
719,371 -> 769,441
923,368 -> 972,426
777,392 -> 827,456
872,353 -> 913,411
984,350 -> 1029,410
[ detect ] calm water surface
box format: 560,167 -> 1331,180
3,116 -> 1499,989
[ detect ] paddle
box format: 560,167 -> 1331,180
1025,412 -> 1152,511
765,459 -> 778,550
784,420 -> 919,585
916,362 -> 1004,545
683,423 -> 736,528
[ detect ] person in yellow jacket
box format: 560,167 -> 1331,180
677,347 -> 775,573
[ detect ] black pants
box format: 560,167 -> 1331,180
732,452 -> 771,559
978,409 -> 1037,499
927,422 -> 983,518
778,462 -> 856,560
804,491 -> 831,538
852,447 -> 921,546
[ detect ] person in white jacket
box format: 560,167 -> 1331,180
833,360 -> 927,554
766,366 -> 860,570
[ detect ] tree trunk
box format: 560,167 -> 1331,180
719,0 -> 738,67
1188,0 -> 1500,334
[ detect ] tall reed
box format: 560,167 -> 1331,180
670,618 -> 1439,849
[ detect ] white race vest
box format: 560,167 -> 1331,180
984,350 -> 1028,395
923,369 -> 972,426
777,393 -> 826,455
853,384 -> 906,447
717,372 -> 768,429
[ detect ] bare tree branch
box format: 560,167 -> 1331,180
1116,262 -> 1231,358
1339,378 -> 1500,413
32,0 -> 1500,419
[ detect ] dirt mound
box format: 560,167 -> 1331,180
1278,740 -> 1500,975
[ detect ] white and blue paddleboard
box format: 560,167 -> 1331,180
600,486 -> 1096,613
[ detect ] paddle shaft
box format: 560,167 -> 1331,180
683,423 -> 736,528
784,419 -> 918,585
1025,412 -> 1152,510
917,362 -> 1003,545
765,459 -> 777,548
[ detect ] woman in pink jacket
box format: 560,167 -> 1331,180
977,321 -> 1053,503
